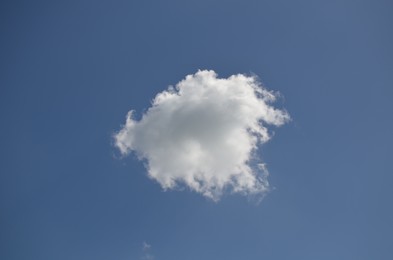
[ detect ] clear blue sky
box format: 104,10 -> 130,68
1,0 -> 392,259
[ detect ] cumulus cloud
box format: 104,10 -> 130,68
114,70 -> 289,200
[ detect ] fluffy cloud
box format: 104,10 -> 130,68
114,70 -> 289,200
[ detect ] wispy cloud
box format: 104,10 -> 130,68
141,242 -> 154,260
114,70 -> 289,200
142,241 -> 151,251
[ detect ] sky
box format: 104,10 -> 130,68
1,0 -> 392,259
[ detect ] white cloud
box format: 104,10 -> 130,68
142,242 -> 151,251
114,70 -> 289,201
141,242 -> 154,260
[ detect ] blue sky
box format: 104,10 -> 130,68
1,0 -> 392,259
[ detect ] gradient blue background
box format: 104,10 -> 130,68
1,0 -> 392,259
